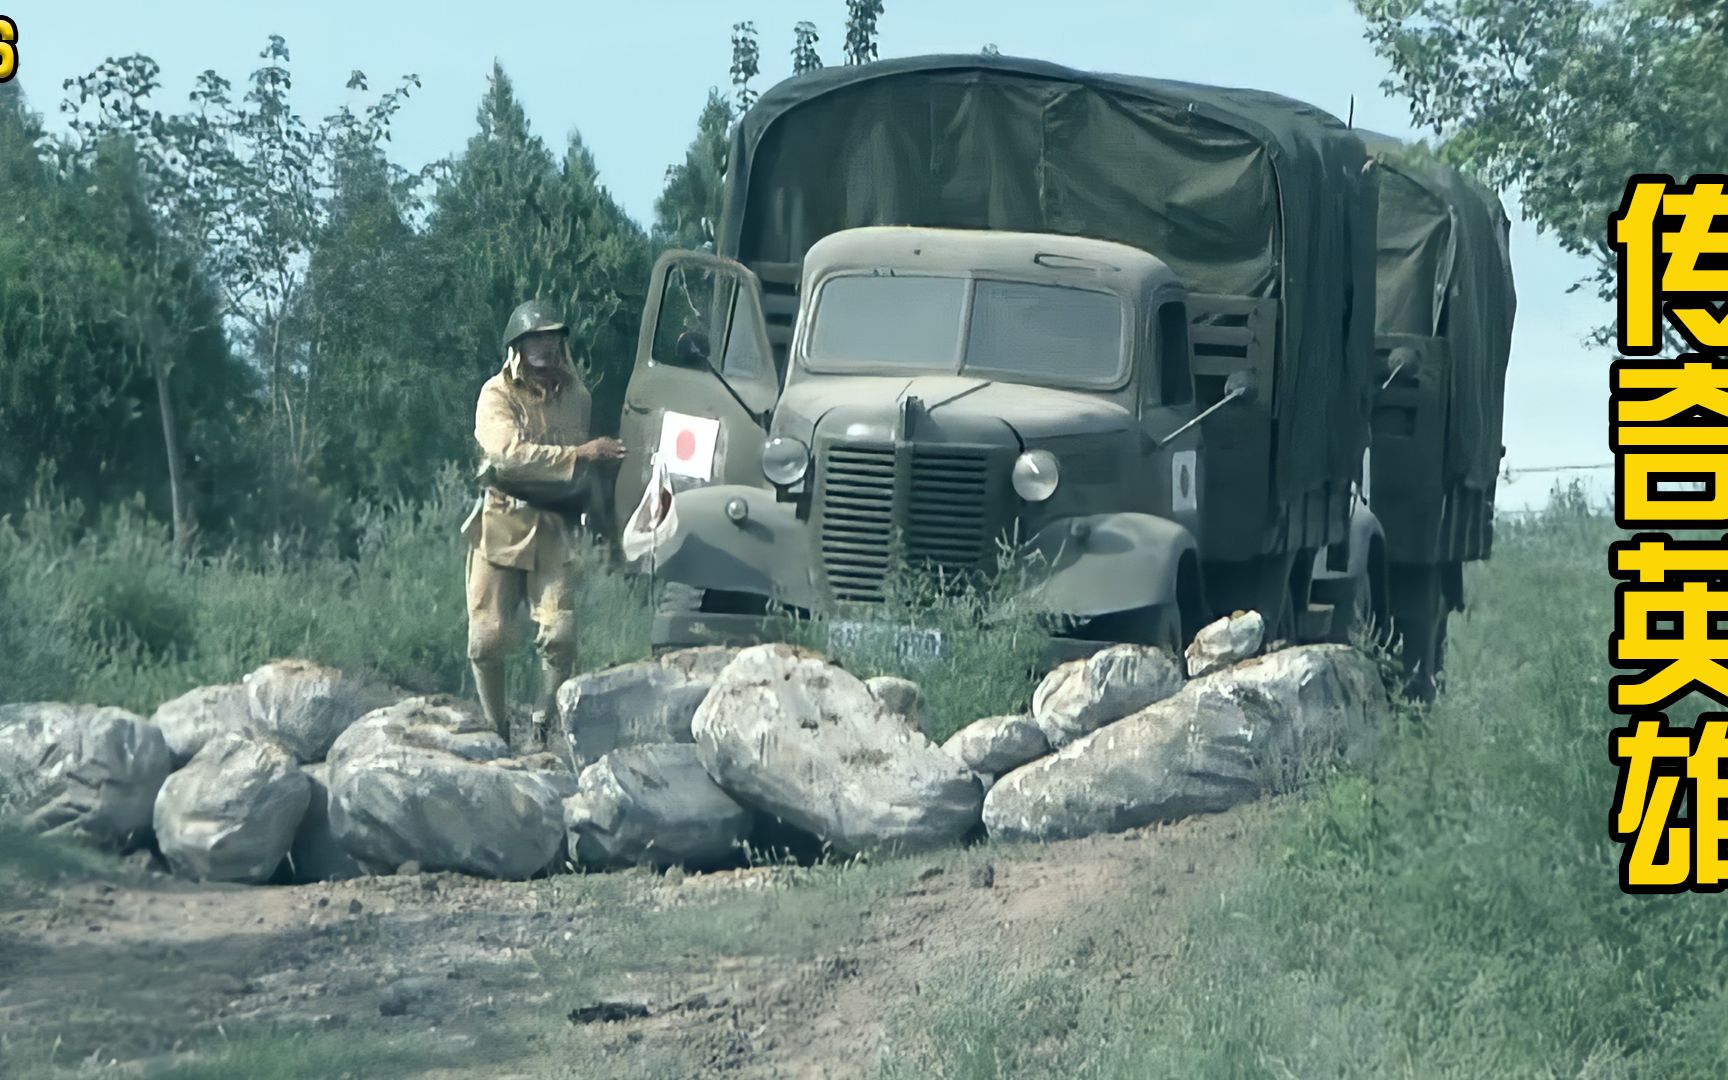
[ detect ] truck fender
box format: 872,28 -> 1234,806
1313,502 -> 1385,583
646,485 -> 821,610
1021,513 -> 1199,619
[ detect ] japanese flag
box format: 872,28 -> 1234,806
656,410 -> 721,481
621,454 -> 677,566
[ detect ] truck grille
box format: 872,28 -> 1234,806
817,443 -> 997,602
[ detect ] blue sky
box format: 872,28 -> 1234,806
9,0 -> 1612,509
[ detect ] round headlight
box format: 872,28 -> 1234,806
762,436 -> 810,486
1012,449 -> 1060,502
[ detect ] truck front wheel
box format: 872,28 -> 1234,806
1117,603 -> 1185,664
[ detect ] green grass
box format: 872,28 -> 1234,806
879,488 -> 1728,1078
0,818 -> 112,907
0,469 -> 652,715
810,543 -> 1054,743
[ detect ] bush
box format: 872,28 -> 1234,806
883,488 -> 1728,1077
0,471 -> 652,714
809,546 -> 1053,743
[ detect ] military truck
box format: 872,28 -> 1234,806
1360,135 -> 1517,698
613,55 -> 1384,660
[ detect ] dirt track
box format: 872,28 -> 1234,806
0,806 -> 1268,1078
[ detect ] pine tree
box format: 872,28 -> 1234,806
653,90 -> 734,253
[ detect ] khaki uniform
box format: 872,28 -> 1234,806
463,354 -> 595,739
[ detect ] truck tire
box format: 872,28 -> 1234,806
1328,569 -> 1386,648
1388,564 -> 1446,703
1122,603 -> 1185,663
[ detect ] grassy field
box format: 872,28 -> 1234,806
5,491 -> 1721,1077
874,492 -> 1728,1078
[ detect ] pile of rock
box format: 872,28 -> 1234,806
0,610 -> 1390,886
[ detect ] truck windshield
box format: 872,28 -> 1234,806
806,274 -> 1126,387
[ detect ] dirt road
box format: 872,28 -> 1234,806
0,806 -> 1269,1078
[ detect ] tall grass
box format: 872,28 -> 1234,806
0,470 -> 652,714
810,542 -> 1053,743
883,486 -> 1728,1078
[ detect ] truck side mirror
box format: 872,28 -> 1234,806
672,329 -> 713,369
1224,368 -> 1259,406
1156,368 -> 1261,448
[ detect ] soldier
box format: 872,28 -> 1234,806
463,299 -> 626,748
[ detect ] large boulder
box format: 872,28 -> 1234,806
289,763 -> 365,883
692,645 -> 983,856
942,715 -> 1050,777
1031,644 -> 1184,749
326,696 -> 566,879
243,660 -> 399,764
0,703 -> 172,847
564,744 -> 752,870
150,683 -> 249,767
154,734 -> 311,883
1186,611 -> 1265,679
985,646 -> 1388,842
557,647 -> 737,769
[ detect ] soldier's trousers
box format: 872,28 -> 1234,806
464,548 -> 579,672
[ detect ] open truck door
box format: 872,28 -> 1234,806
614,251 -> 782,538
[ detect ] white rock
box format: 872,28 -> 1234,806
692,644 -> 983,856
150,683 -> 249,767
289,763 -> 365,883
0,703 -> 172,847
557,647 -> 738,769
942,715 -> 1050,776
986,645 -> 1387,842
1032,644 -> 1184,749
564,744 -> 752,870
326,696 -> 565,879
154,734 -> 311,883
243,660 -> 400,764
1185,611 -> 1266,679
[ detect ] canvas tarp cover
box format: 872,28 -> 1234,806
1361,133 -> 1516,491
720,54 -> 1377,506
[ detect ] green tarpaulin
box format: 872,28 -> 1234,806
1360,133 -> 1517,493
721,54 -> 1377,511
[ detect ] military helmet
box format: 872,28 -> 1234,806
502,299 -> 568,352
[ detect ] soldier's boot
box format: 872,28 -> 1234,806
472,659 -> 510,743
530,659 -> 564,752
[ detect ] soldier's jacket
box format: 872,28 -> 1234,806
462,355 -> 594,572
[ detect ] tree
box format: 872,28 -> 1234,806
424,64 -> 650,438
1355,0 -> 1728,326
844,0 -> 885,65
54,57 -> 246,554
730,22 -> 761,110
2,78 -> 253,544
792,21 -> 824,75
653,90 -> 733,253
57,39 -> 424,537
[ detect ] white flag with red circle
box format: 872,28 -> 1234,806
656,410 -> 720,481
621,453 -> 677,565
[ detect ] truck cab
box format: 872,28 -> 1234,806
616,226 -> 1216,654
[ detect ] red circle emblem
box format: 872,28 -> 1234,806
675,429 -> 697,461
